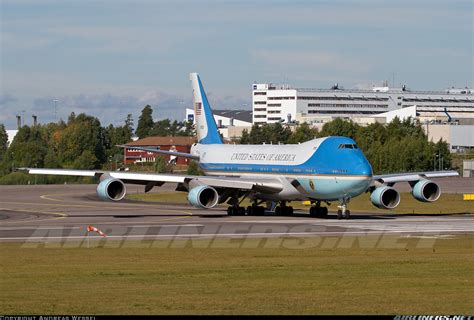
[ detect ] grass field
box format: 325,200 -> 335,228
1,235 -> 473,314
127,191 -> 474,214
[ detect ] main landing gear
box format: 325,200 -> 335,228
274,201 -> 294,216
226,193 -> 246,216
309,201 -> 328,218
227,205 -> 246,216
246,199 -> 266,216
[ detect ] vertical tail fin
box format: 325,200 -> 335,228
190,73 -> 223,144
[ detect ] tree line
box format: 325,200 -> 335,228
0,105 -> 194,183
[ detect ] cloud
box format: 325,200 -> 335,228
0,94 -> 18,106
27,90 -> 249,128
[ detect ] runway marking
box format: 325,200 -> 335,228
39,192 -> 196,213
0,227 -> 81,230
128,224 -> 205,228
0,207 -> 67,224
0,229 -> 471,241
1,201 -> 195,218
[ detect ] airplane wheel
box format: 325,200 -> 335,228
275,206 -> 282,215
259,206 -> 266,215
287,206 -> 294,216
345,210 -> 351,220
246,206 -> 253,215
337,210 -> 343,220
227,206 -> 234,216
238,207 -> 246,216
321,207 -> 328,218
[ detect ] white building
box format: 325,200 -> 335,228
5,130 -> 18,147
252,83 -> 474,125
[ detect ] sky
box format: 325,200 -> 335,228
0,0 -> 472,129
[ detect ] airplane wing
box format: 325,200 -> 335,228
19,168 -> 283,194
372,170 -> 459,185
118,145 -> 200,160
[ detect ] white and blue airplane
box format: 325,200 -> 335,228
22,73 -> 459,219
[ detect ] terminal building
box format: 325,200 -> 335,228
252,83 -> 473,125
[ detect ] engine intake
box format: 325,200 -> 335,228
97,178 -> 126,201
370,186 -> 400,209
187,184 -> 218,209
412,180 -> 440,202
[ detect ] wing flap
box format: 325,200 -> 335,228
192,176 -> 283,193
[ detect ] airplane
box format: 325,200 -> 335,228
20,73 -> 459,219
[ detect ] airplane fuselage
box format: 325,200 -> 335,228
191,136 -> 373,201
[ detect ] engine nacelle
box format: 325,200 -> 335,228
412,180 -> 440,202
370,186 -> 400,209
97,178 -> 126,201
187,184 -> 218,209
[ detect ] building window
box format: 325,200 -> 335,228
254,92 -> 267,95
268,96 -> 296,100
268,117 -> 282,121
267,103 -> 281,107
254,108 -> 267,112
254,115 -> 266,118
254,101 -> 267,105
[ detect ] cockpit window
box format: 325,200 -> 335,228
338,144 -> 358,149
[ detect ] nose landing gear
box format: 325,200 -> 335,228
337,197 -> 351,220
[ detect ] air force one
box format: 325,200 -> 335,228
21,73 -> 459,219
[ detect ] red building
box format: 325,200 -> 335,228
124,136 -> 196,165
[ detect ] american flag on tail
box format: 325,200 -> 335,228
195,102 -> 202,115
87,225 -> 106,237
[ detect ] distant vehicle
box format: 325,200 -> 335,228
21,73 -> 458,219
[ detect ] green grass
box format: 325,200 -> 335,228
1,236 -> 473,314
127,191 -> 474,214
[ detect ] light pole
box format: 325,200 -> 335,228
433,154 -> 438,171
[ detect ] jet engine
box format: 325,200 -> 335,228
411,180 -> 440,202
96,178 -> 126,201
187,184 -> 218,209
370,186 -> 400,209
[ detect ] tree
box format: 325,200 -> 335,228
319,118 -> 359,138
187,160 -> 204,175
58,113 -> 105,168
135,105 -> 154,139
150,119 -> 171,136
287,122 -> 318,144
73,150 -> 98,170
154,156 -> 168,173
44,150 -> 61,168
8,125 -> 48,168
0,124 -> 8,161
